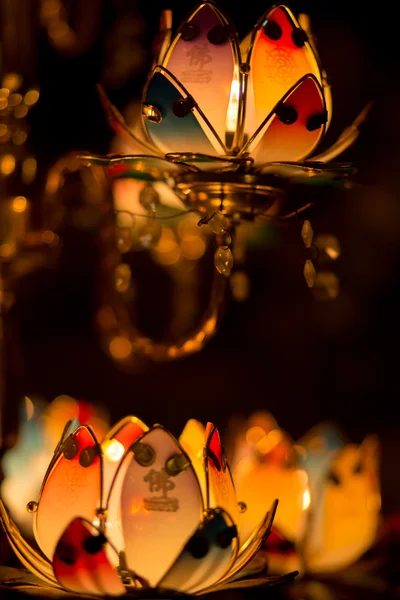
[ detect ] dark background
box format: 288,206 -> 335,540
3,0 -> 400,515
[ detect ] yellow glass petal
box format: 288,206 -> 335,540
179,419 -> 207,502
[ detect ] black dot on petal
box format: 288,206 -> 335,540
58,543 -> 77,566
292,28 -> 308,47
172,96 -> 195,118
276,105 -> 298,125
306,111 -> 328,131
263,21 -> 282,41
79,446 -> 98,468
83,534 -> 107,555
62,437 -> 79,461
181,23 -> 198,41
217,525 -> 238,549
207,25 -> 228,45
186,535 -> 209,559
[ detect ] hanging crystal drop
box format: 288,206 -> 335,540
215,247 -> 234,276
203,211 -> 229,234
301,220 -> 314,248
304,259 -> 316,288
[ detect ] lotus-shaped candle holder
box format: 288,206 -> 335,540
0,416 -> 297,596
80,0 -> 370,237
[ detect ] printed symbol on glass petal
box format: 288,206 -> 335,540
143,467 -> 179,512
265,47 -> 295,86
181,44 -> 212,85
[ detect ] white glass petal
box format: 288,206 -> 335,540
107,426 -> 204,586
159,508 -> 238,593
163,2 -> 239,145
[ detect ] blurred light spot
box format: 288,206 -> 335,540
246,426 -> 266,445
153,226 -> 181,265
314,234 -> 341,261
203,315 -> 217,335
2,73 -> 22,92
12,130 -> 27,145
297,469 -> 309,487
22,157 -> 37,184
302,489 -> 311,510
0,154 -> 16,175
0,88 -> 10,98
96,306 -> 118,330
180,237 -> 205,260
313,271 -> 340,301
41,230 -> 57,245
0,243 -> 14,258
115,263 -> 132,293
0,97 -> 8,110
24,396 -> 35,421
0,124 -> 7,136
12,196 -> 27,213
109,336 -> 132,360
8,93 -> 23,107
102,439 -> 125,462
14,105 -> 28,119
256,429 -> 283,455
230,271 -> 250,302
24,89 -> 40,106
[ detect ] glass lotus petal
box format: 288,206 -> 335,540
81,1 -> 372,224
228,415 -> 381,576
0,416 -> 298,596
297,423 -> 381,574
228,411 -> 309,575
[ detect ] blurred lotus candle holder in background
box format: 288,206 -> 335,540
0,415 -> 298,596
228,412 -> 381,576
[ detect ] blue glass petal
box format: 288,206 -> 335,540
143,67 -> 226,156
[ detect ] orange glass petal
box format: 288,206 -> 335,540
34,426 -> 102,560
